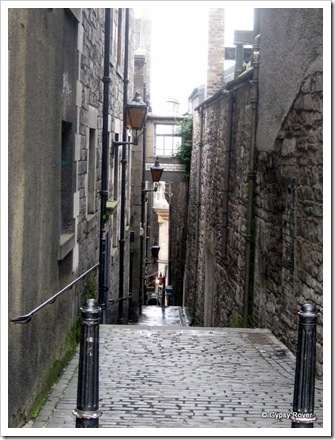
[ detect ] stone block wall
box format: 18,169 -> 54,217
185,68 -> 323,375
8,7 -> 136,426
214,85 -> 251,327
185,82 -> 251,326
169,181 -> 189,306
253,71 -> 323,376
184,107 -> 203,321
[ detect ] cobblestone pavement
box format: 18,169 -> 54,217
26,306 -> 323,431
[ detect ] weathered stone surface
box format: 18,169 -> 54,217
185,61 -> 323,377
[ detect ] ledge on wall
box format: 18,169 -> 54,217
86,213 -> 98,233
58,233 -> 75,261
106,200 -> 118,215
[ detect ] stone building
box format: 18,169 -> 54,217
184,8 -> 324,376
8,7 -> 137,426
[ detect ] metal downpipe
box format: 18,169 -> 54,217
98,8 -> 111,321
243,34 -> 260,327
139,78 -> 147,315
119,8 -> 130,324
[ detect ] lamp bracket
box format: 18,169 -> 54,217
142,187 -> 158,193
112,140 -> 137,147
142,182 -> 158,193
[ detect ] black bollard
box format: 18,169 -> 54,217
291,304 -> 318,428
162,274 -> 166,311
73,299 -> 102,428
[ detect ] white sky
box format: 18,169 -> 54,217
135,5 -> 254,114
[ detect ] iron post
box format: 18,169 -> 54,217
162,275 -> 166,310
291,304 -> 318,428
73,299 -> 102,428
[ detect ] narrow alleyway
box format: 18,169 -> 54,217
129,305 -> 186,327
26,306 -> 323,430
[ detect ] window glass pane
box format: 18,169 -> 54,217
156,124 -> 174,135
174,136 -> 182,153
155,136 -> 164,149
164,137 -> 173,156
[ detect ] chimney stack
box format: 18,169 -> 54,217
206,9 -> 225,98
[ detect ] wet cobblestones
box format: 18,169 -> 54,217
26,307 -> 324,431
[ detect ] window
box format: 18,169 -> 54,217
154,124 -> 182,157
88,128 -> 96,214
61,121 -> 74,234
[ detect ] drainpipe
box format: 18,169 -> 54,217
119,8 -> 130,324
98,8 -> 111,322
139,79 -> 147,315
243,34 -> 260,327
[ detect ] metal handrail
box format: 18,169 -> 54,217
109,296 -> 129,304
10,263 -> 99,324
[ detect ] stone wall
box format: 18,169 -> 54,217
169,181 -> 189,305
8,7 -> 135,426
213,84 -> 251,327
8,9 -> 83,427
254,71 -> 323,376
184,107 -> 202,321
185,81 -> 251,326
185,9 -> 323,375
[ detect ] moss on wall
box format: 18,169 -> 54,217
28,275 -> 98,423
29,318 -> 81,422
229,311 -> 244,328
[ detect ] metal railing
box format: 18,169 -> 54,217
10,263 -> 99,324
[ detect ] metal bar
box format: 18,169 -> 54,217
162,275 -> 166,310
73,299 -> 102,428
291,304 -> 318,428
10,263 -> 99,324
109,296 -> 129,304
118,8 -> 130,324
98,7 -> 111,317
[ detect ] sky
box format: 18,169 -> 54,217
135,4 -> 254,114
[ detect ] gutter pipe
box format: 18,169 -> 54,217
139,79 -> 147,315
242,34 -> 260,327
98,8 -> 111,322
118,8 -> 130,323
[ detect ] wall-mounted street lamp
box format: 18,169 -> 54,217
150,158 -> 164,183
150,240 -> 160,261
113,92 -> 148,147
144,239 -> 161,264
143,158 -> 164,193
